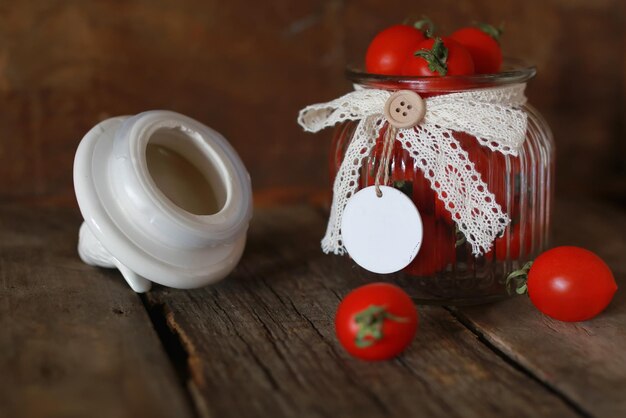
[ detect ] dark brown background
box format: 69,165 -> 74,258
0,0 -> 624,207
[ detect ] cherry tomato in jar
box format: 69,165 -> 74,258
401,37 -> 474,77
404,215 -> 456,276
508,246 -> 618,322
362,126 -> 401,187
391,141 -> 415,183
365,24 -> 426,75
450,24 -> 503,74
490,222 -> 532,260
335,283 -> 418,361
433,133 -> 494,226
450,131 -> 512,213
434,194 -> 454,225
411,172 -> 438,216
363,127 -> 417,189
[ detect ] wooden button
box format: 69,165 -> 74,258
383,90 -> 426,129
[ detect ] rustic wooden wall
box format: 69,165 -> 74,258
0,0 -> 624,207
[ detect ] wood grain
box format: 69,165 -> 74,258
0,0 -> 624,206
455,199 -> 626,417
3,200 -> 625,416
145,206 -> 579,418
0,206 -> 193,418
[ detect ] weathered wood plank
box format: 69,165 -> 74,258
0,206 -> 193,418
146,206 -> 579,418
455,199 -> 626,417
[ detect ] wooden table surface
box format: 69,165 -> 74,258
1,199 -> 625,418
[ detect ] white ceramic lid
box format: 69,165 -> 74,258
74,111 -> 253,291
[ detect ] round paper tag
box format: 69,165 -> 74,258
341,185 -> 423,274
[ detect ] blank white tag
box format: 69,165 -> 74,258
341,185 -> 423,274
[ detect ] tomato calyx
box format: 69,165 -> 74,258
414,37 -> 449,76
354,305 -> 408,348
413,17 -> 436,38
505,261 -> 533,295
393,180 -> 412,198
475,22 -> 504,43
454,224 -> 466,248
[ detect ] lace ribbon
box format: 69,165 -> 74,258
298,84 -> 528,256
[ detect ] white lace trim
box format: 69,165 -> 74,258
298,84 -> 528,256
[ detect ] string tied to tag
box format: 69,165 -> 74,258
374,126 -> 398,198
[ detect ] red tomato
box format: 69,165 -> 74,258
434,194 -> 454,225
401,37 -> 474,77
411,165 -> 437,216
404,215 -> 456,276
450,25 -> 503,74
363,127 -> 416,189
365,25 -> 426,75
362,125 -> 399,187
335,283 -> 418,361
453,131 -> 511,212
391,140 -> 414,182
489,222 -> 532,260
527,246 -> 617,322
433,133 -> 492,226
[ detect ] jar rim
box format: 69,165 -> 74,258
346,58 -> 536,92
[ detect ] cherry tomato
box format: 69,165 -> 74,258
450,24 -> 503,74
335,283 -> 418,361
391,140 -> 415,182
404,215 -> 456,276
489,222 -> 532,261
411,170 -> 437,216
526,246 -> 617,322
434,194 -> 454,225
432,165 -> 465,225
365,25 -> 426,75
362,125 -> 398,187
453,131 -> 512,214
401,37 -> 474,77
433,133 -> 493,226
363,126 -> 417,190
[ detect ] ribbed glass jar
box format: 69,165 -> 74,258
330,64 -> 555,305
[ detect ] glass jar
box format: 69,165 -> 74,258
330,64 -> 555,305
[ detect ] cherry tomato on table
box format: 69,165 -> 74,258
365,24 -> 426,75
335,283 -> 418,361
450,24 -> 503,74
401,37 -> 474,77
507,246 -> 618,322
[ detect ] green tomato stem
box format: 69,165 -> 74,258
475,22 -> 504,43
413,17 -> 436,38
414,37 -> 448,76
354,305 -> 408,348
505,261 -> 533,295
